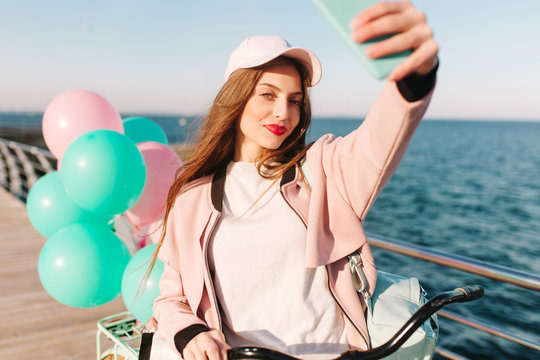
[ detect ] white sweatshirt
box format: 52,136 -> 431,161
208,161 -> 349,359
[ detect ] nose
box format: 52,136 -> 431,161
273,98 -> 289,121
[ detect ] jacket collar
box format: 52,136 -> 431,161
211,164 -> 227,211
280,164 -> 296,186
210,162 -> 297,211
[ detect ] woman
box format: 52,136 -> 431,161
147,2 -> 438,359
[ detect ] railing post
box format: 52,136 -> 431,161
0,138 -> 56,199
32,146 -> 55,173
11,141 -> 39,190
0,141 -> 24,198
0,145 -> 8,188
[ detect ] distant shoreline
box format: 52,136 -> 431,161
0,126 -> 45,147
0,111 -> 539,123
0,125 -> 193,159
2,113 -> 540,150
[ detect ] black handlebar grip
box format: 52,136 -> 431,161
454,285 -> 484,302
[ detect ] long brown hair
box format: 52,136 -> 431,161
144,56 -> 313,281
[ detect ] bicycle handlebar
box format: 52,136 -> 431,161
452,285 -> 484,302
228,285 -> 484,360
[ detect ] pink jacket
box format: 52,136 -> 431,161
152,81 -> 433,356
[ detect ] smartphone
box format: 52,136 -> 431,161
312,0 -> 411,79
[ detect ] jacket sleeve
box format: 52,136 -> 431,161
153,203 -> 209,356
306,79 -> 434,221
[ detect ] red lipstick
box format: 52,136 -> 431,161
264,124 -> 287,136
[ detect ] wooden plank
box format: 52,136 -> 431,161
0,188 -> 127,360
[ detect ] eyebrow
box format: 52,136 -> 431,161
257,83 -> 304,97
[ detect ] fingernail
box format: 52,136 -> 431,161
365,47 -> 375,58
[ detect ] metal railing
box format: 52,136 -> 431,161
367,232 -> 540,358
1,137 -> 538,360
0,138 -> 56,200
366,233 -> 540,292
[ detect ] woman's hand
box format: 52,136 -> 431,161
182,330 -> 230,360
350,0 -> 438,81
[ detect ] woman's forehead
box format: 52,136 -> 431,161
256,64 -> 303,92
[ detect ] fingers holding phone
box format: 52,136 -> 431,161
350,1 -> 438,81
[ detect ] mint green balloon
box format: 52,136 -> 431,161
38,223 -> 131,308
123,116 -> 168,145
61,130 -> 146,216
121,244 -> 164,324
26,172 -> 110,238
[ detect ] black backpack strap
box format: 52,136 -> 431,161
138,332 -> 154,360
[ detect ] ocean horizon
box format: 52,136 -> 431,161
1,111 -> 540,147
1,111 -> 540,123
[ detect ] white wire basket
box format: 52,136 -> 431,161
97,311 -> 142,360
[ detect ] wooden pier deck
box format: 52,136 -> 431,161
0,187 -> 126,359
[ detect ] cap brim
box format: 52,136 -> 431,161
278,47 -> 322,86
226,47 -> 322,86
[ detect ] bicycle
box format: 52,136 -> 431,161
97,285 -> 484,360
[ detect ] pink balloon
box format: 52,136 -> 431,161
42,90 -> 124,160
124,142 -> 182,227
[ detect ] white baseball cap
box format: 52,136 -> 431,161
224,35 -> 322,86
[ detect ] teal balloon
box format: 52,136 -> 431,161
121,244 -> 163,324
61,129 -> 146,215
26,172 -> 110,238
38,223 -> 131,308
123,116 -> 168,145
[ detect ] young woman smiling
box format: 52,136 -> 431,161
145,2 -> 439,360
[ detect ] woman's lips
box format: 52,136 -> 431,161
264,124 -> 287,136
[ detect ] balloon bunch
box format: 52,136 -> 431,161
26,90 -> 180,320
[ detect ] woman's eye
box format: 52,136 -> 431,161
289,99 -> 303,106
260,93 -> 273,99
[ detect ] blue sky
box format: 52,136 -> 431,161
1,0 -> 539,120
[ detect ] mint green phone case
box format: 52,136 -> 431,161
312,0 -> 411,79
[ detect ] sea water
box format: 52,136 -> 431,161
1,114 -> 539,359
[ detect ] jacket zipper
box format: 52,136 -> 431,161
279,187 -> 368,345
279,187 -> 307,227
325,266 -> 370,347
202,212 -> 223,331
